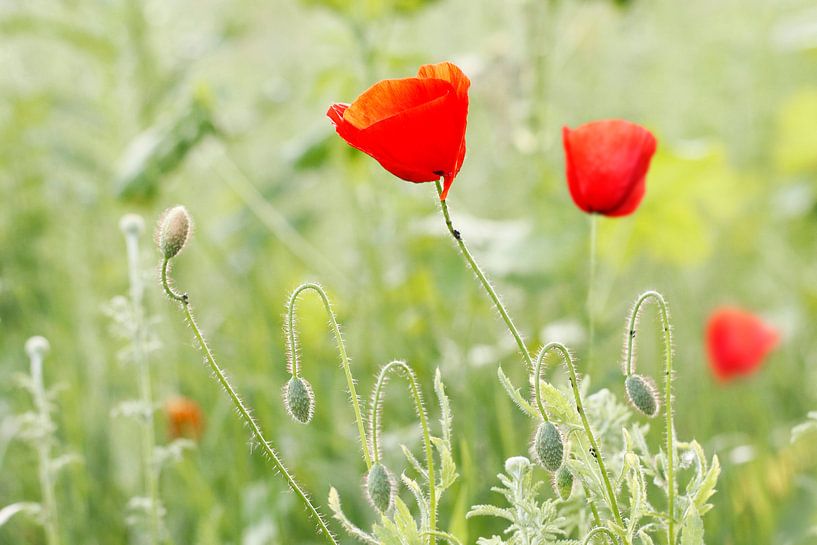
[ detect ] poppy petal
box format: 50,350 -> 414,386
343,78 -> 452,130
563,120 -> 657,216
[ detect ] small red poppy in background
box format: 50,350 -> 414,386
165,396 -> 204,440
327,62 -> 470,201
562,120 -> 657,217
706,307 -> 779,381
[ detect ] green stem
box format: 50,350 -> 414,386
285,282 -> 372,470
124,229 -> 160,545
623,290 -> 675,545
29,350 -> 60,545
435,181 -> 534,371
583,526 -> 620,545
587,214 -> 598,373
369,361 -> 437,545
160,258 -> 339,545
535,342 -> 623,527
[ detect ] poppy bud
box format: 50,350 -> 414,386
532,422 -> 564,472
562,119 -> 657,217
365,463 -> 395,514
625,374 -> 660,418
552,465 -> 574,500
327,62 -> 470,201
284,377 -> 315,424
156,205 -> 191,259
707,307 -> 778,381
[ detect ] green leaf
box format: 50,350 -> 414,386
497,367 -> 537,419
680,503 -> 705,545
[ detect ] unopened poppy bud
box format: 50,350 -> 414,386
25,336 -> 50,359
157,205 -> 191,259
552,465 -> 574,500
532,422 -> 564,472
284,377 -> 315,424
119,214 -> 145,237
625,374 -> 660,418
365,463 -> 395,514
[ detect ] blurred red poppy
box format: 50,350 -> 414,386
706,307 -> 779,381
165,396 -> 204,440
562,120 -> 657,217
327,62 -> 470,200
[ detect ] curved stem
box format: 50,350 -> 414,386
536,342 -> 623,527
421,530 -> 463,545
125,230 -> 160,544
583,526 -> 620,545
369,360 -> 436,545
623,290 -> 675,544
285,282 -> 372,470
161,258 -> 338,545
434,181 -> 534,371
29,350 -> 60,545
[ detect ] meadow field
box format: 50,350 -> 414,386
2,1 -> 817,544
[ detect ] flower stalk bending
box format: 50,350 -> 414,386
157,206 -> 338,545
623,290 -> 675,544
285,282 -> 372,469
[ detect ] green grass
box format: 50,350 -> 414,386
2,0 -> 817,543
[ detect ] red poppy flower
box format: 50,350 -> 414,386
562,120 -> 657,217
165,396 -> 204,440
706,307 -> 779,381
327,62 -> 470,200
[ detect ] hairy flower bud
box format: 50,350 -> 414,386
532,422 -> 564,472
365,463 -> 395,514
156,205 -> 191,259
25,336 -> 50,359
625,374 -> 660,418
284,377 -> 315,424
552,465 -> 574,500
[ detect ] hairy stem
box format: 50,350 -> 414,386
434,181 -> 533,370
160,258 -> 338,545
624,290 -> 675,544
535,342 -> 623,527
285,282 -> 372,469
124,229 -> 160,544
370,361 -> 437,545
29,349 -> 60,545
587,214 -> 598,372
583,526 -> 620,545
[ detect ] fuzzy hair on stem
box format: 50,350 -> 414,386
368,360 -> 438,545
622,290 -> 676,545
284,282 -> 372,468
157,215 -> 339,545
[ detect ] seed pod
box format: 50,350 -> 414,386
365,463 -> 394,514
284,377 -> 315,424
157,205 -> 192,259
625,374 -> 660,418
552,465 -> 574,500
532,421 -> 564,471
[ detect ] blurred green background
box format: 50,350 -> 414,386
3,0 -> 817,543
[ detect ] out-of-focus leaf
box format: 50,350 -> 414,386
775,89 -> 817,175
299,0 -> 440,19
114,90 -> 217,201
600,143 -> 754,266
0,502 -> 41,527
0,15 -> 117,62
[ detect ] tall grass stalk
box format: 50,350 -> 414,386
120,214 -> 161,544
